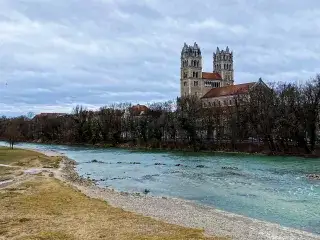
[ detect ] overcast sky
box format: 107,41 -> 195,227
1,0 -> 320,116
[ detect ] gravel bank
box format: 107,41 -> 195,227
47,152 -> 320,240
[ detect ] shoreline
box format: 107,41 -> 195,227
36,148 -> 320,240
6,140 -> 320,159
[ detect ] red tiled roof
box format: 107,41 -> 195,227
131,104 -> 149,114
201,82 -> 255,99
202,72 -> 222,80
34,113 -> 66,118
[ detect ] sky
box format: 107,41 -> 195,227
1,0 -> 320,116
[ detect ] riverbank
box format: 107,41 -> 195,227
2,146 -> 320,239
0,147 -> 224,240
22,145 -> 318,240
10,139 -> 320,158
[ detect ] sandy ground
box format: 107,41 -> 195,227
6,148 -> 320,240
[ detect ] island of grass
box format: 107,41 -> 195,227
0,147 -> 226,240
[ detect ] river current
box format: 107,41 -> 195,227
2,142 -> 320,234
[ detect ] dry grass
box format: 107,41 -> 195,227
0,147 -> 61,168
0,147 -> 227,240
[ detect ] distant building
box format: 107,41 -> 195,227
122,104 -> 149,119
180,42 -> 265,104
33,113 -> 67,119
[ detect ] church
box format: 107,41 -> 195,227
180,42 -> 262,107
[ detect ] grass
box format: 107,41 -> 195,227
0,147 -> 227,240
0,147 -> 61,168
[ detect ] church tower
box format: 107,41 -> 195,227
213,46 -> 234,86
180,42 -> 202,97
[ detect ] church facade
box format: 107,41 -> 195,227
180,42 -> 260,106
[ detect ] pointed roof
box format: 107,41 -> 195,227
201,82 -> 256,99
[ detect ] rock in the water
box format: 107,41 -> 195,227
307,174 -> 320,180
155,163 -> 166,165
196,165 -> 206,168
222,166 -> 239,170
175,164 -> 182,167
143,189 -> 150,194
91,159 -> 98,163
130,162 -> 141,164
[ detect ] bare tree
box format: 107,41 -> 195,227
4,120 -> 21,149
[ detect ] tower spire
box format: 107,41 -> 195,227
213,46 -> 234,86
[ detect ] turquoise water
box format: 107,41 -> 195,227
2,142 -> 320,234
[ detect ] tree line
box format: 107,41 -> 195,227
1,75 -> 320,155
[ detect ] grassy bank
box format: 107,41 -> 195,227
0,147 -> 226,240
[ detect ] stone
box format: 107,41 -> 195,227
307,174 -> 320,180
196,165 -> 206,168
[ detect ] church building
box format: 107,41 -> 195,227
180,42 -> 262,106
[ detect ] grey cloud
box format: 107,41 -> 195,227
0,0 -> 319,116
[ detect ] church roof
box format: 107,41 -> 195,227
202,72 -> 222,80
201,82 -> 256,99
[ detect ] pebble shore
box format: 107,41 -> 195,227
45,151 -> 320,240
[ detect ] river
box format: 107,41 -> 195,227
1,142 -> 320,234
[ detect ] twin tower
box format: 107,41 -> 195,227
180,42 -> 234,98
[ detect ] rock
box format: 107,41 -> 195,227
143,189 -> 150,194
307,174 -> 320,180
49,172 -> 54,177
91,159 -> 98,163
196,165 -> 206,168
130,162 -> 141,165
222,166 -> 239,170
155,163 -> 166,165
117,162 -> 122,164
175,164 -> 182,167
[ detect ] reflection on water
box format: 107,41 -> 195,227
2,142 -> 320,234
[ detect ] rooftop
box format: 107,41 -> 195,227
202,72 -> 222,80
201,82 -> 256,99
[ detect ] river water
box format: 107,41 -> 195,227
2,142 -> 320,234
